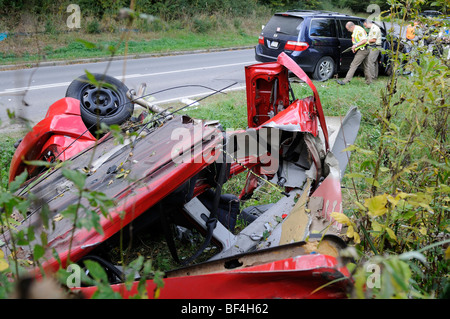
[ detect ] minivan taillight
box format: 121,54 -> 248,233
284,41 -> 309,51
258,35 -> 265,46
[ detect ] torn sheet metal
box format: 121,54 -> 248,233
261,97 -> 319,135
279,179 -> 312,244
276,53 -> 330,151
210,188 -> 303,260
329,106 -> 361,179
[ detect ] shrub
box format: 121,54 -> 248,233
86,20 -> 101,34
192,16 -> 217,34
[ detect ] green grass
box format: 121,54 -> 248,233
177,74 -> 390,126
171,74 -> 390,125
0,32 -> 258,65
289,75 -> 389,117
0,10 -> 270,66
181,90 -> 249,130
0,135 -> 18,189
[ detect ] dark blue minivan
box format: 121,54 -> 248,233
255,10 -> 389,81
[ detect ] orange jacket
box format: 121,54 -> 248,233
406,25 -> 415,40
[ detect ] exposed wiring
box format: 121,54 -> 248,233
129,84 -> 229,103
222,148 -> 290,197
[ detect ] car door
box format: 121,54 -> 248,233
337,18 -> 362,71
308,18 -> 339,66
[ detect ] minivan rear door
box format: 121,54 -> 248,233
307,18 -> 339,65
260,14 -> 304,58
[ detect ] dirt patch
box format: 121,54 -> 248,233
0,123 -> 29,138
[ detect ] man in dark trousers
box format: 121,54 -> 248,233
337,21 -> 371,85
364,19 -> 382,80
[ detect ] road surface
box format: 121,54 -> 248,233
0,48 -> 256,127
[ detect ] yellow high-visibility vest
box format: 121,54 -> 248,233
352,25 -> 368,51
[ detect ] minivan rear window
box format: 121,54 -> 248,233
263,15 -> 303,36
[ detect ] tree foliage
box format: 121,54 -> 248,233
1,0 -> 444,20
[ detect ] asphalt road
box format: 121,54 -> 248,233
0,48 -> 256,127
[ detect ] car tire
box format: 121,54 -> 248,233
65,73 -> 134,129
312,56 -> 335,81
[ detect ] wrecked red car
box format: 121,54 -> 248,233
3,53 -> 361,299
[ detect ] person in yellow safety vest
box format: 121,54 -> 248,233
364,19 -> 382,80
337,22 -> 372,85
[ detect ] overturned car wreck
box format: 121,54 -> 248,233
3,53 -> 361,299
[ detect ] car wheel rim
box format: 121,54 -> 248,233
80,85 -> 121,117
319,61 -> 332,79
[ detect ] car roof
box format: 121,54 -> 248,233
275,10 -> 362,20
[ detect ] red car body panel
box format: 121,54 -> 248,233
245,57 -> 323,142
78,254 -> 350,299
276,52 -> 329,151
245,61 -> 291,128
9,97 -> 97,183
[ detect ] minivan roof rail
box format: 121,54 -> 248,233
285,9 -> 324,13
284,9 -> 353,17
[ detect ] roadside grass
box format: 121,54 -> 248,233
0,30 -> 258,66
0,135 -> 18,189
174,90 -> 249,130
0,11 -> 270,66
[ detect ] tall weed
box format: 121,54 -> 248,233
335,0 -> 450,298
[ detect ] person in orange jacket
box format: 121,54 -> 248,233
406,21 -> 420,42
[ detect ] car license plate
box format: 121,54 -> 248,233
270,41 -> 278,48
